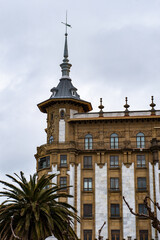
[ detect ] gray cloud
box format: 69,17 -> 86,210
0,0 -> 160,198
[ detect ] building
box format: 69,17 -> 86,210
35,29 -> 160,240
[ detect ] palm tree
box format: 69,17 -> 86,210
0,172 -> 79,240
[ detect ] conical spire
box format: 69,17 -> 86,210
60,13 -> 72,78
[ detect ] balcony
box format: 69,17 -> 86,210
38,140 -> 151,153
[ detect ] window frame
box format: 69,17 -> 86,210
49,136 -> 54,144
110,156 -> 119,168
60,155 -> 67,167
83,156 -> 92,169
83,178 -> 92,191
84,134 -> 93,150
110,133 -> 119,149
139,230 -> 148,240
84,230 -> 92,240
137,155 -> 146,168
138,204 -> 148,215
83,204 -> 92,218
38,156 -> 50,170
111,230 -> 120,240
136,132 -> 145,148
110,178 -> 119,191
111,204 -> 120,218
137,177 -> 147,191
60,176 -> 67,191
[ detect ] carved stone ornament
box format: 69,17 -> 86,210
104,131 -> 125,138
130,130 -> 152,137
156,129 -> 160,137
37,146 -> 47,157
48,122 -> 55,136
77,131 -> 100,139
123,140 -> 131,148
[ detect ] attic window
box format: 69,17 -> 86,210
72,91 -> 75,96
52,91 -> 56,97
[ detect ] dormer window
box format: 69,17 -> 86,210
52,91 -> 56,97
72,90 -> 75,96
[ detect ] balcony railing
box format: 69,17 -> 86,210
41,140 -> 152,151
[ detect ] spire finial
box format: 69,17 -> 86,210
150,96 -> 156,115
124,97 -> 130,116
98,98 -> 104,117
60,12 -> 72,78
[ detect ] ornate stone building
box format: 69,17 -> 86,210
35,30 -> 160,240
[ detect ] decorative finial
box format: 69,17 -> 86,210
98,98 -> 104,117
124,97 -> 130,116
150,96 -> 156,115
60,12 -> 72,78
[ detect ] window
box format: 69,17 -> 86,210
111,230 -> 120,240
137,155 -> 146,167
60,110 -> 65,119
84,156 -> 92,168
110,178 -> 119,191
49,136 -> 54,144
84,230 -> 92,240
110,156 -> 119,168
60,155 -> 67,167
138,204 -> 147,215
85,134 -> 93,150
84,178 -> 92,191
139,230 -> 148,240
60,177 -> 67,190
137,177 -> 147,191
38,156 -> 50,170
72,90 -> 75,96
136,132 -> 145,148
110,133 -> 118,149
83,204 -> 92,218
111,204 -> 120,217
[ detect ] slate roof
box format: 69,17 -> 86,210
50,77 -> 80,99
50,33 -> 81,100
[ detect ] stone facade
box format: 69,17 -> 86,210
35,100 -> 160,240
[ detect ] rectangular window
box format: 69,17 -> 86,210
110,156 -> 119,168
83,204 -> 92,218
111,230 -> 120,240
60,155 -> 67,167
110,178 -> 119,191
38,156 -> 50,170
137,155 -> 146,167
84,156 -> 92,168
84,230 -> 92,240
137,177 -> 147,191
111,204 -> 120,218
139,230 -> 148,240
83,178 -> 92,191
138,204 -> 147,215
60,177 -> 67,190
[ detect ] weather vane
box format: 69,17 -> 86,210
61,11 -> 72,34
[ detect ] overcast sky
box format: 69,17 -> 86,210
0,0 -> 160,194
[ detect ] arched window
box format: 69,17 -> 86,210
85,134 -> 93,150
136,132 -> 145,148
110,133 -> 118,149
49,136 -> 54,144
60,110 -> 65,119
